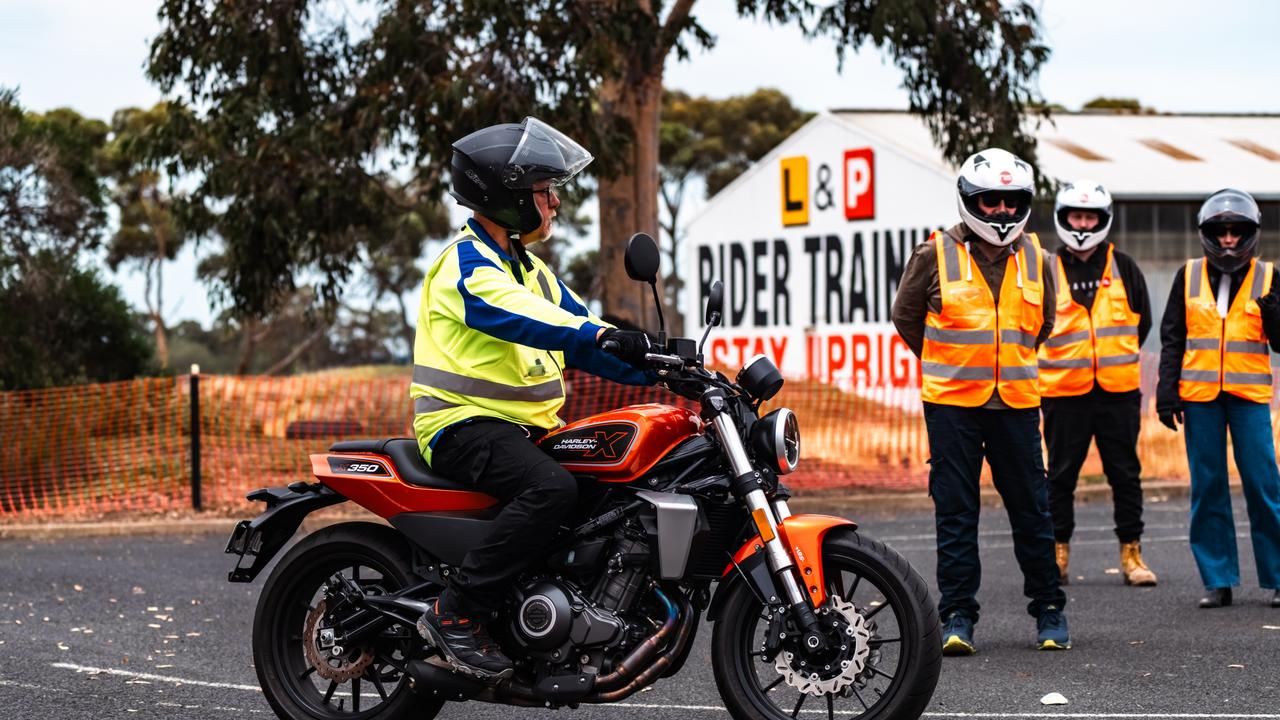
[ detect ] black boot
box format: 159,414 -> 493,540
1198,587 -> 1232,609
1271,590 -> 1280,608
417,593 -> 513,681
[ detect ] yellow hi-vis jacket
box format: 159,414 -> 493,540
1180,257 -> 1274,404
921,230 -> 1045,409
411,220 -> 650,465
1037,245 -> 1141,396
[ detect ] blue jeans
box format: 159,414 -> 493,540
1184,395 -> 1280,591
924,403 -> 1066,623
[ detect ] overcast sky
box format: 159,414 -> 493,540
3,0 -> 1278,326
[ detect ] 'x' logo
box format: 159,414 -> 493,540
581,431 -> 630,460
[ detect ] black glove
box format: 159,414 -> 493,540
1257,284 -> 1280,316
598,328 -> 652,366
1158,407 -> 1183,431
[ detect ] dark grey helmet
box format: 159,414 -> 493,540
449,118 -> 593,235
1198,188 -> 1261,273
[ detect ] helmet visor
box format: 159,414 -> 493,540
503,117 -> 594,189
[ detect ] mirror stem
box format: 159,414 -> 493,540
648,281 -> 666,347
698,311 -> 719,357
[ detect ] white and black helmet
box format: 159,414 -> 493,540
956,148 -> 1036,247
1054,179 -> 1113,252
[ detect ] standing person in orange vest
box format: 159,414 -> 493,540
893,148 -> 1070,655
1157,188 -> 1280,610
1038,180 -> 1157,587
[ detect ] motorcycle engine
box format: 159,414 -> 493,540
512,579 -> 626,657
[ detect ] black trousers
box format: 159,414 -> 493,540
431,419 -> 577,617
923,403 -> 1065,623
1042,391 -> 1144,544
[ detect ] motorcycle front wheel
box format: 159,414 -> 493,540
712,530 -> 941,720
252,521 -> 443,720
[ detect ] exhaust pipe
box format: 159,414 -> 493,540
408,659 -> 485,702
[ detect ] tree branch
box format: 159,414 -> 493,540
264,325 -> 327,376
659,0 -> 697,61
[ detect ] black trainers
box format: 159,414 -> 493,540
416,598 -> 514,681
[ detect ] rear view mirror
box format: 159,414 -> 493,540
705,280 -> 723,326
624,233 -> 660,284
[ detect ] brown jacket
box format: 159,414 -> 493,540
891,223 -> 1057,409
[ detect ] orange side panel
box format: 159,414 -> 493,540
309,454 -> 497,519
722,514 -> 857,608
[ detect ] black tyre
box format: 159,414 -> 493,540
712,530 -> 941,720
252,522 -> 443,720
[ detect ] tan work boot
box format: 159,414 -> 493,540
1055,542 -> 1070,585
1120,541 -> 1158,586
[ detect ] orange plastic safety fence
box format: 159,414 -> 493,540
0,377 -> 190,518
5,357 -> 1273,521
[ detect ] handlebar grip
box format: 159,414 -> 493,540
601,339 -> 621,354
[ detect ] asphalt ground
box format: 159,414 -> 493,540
2,493 -> 1279,720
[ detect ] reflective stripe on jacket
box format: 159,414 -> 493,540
921,230 -> 1046,409
1180,257 -> 1274,404
411,220 -> 645,465
1038,245 -> 1141,396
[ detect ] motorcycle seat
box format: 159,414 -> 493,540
328,438 -> 476,492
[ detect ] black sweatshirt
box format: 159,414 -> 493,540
1156,261 -> 1280,414
1054,243 -> 1152,346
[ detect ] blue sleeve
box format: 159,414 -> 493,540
556,278 -> 590,316
456,242 -> 603,353
563,340 -> 655,386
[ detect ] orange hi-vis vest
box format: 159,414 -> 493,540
921,230 -> 1045,409
1037,245 -> 1141,397
1180,257 -> 1275,404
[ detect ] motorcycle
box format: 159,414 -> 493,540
225,232 -> 941,720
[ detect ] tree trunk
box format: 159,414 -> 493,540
396,292 -> 415,357
597,72 -> 664,333
264,325 -> 327,376
596,0 -> 694,337
237,318 -> 258,375
152,217 -> 169,369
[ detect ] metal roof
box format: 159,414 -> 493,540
830,110 -> 1280,199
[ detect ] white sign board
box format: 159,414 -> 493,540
683,115 -> 958,391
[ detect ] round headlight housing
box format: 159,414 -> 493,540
751,408 -> 800,475
737,354 -> 784,401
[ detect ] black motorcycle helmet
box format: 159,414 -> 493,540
1198,188 -> 1262,273
449,118 -> 593,235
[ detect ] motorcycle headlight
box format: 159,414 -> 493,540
737,354 -> 784,401
751,408 -> 800,475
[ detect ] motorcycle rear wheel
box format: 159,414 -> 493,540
253,521 -> 443,720
712,530 -> 941,720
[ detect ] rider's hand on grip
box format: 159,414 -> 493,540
598,328 -> 651,367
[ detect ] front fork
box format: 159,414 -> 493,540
706,394 -> 830,653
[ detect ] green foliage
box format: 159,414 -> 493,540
144,0 -> 684,319
1082,97 -> 1148,113
755,0 -> 1053,165
143,1 -> 1048,322
662,88 -> 813,199
0,250 -> 155,390
562,248 -> 600,303
0,88 -> 110,263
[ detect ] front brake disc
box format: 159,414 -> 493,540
773,596 -> 873,696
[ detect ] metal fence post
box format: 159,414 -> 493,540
190,364 -> 202,511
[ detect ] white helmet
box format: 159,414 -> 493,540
957,149 -> 1035,247
1054,179 -> 1113,252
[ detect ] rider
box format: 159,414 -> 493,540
411,118 -> 654,679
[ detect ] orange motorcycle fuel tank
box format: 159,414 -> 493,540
538,404 -> 702,483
